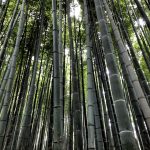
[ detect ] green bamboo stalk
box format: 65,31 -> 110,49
83,0 -> 96,148
58,0 -> 64,138
52,0 -> 61,149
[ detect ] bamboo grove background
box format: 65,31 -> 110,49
0,0 -> 150,149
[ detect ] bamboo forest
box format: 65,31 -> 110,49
0,0 -> 150,149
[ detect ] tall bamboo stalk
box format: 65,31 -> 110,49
83,0 -> 95,149
52,0 -> 61,149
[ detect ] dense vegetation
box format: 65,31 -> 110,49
0,0 -> 150,149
